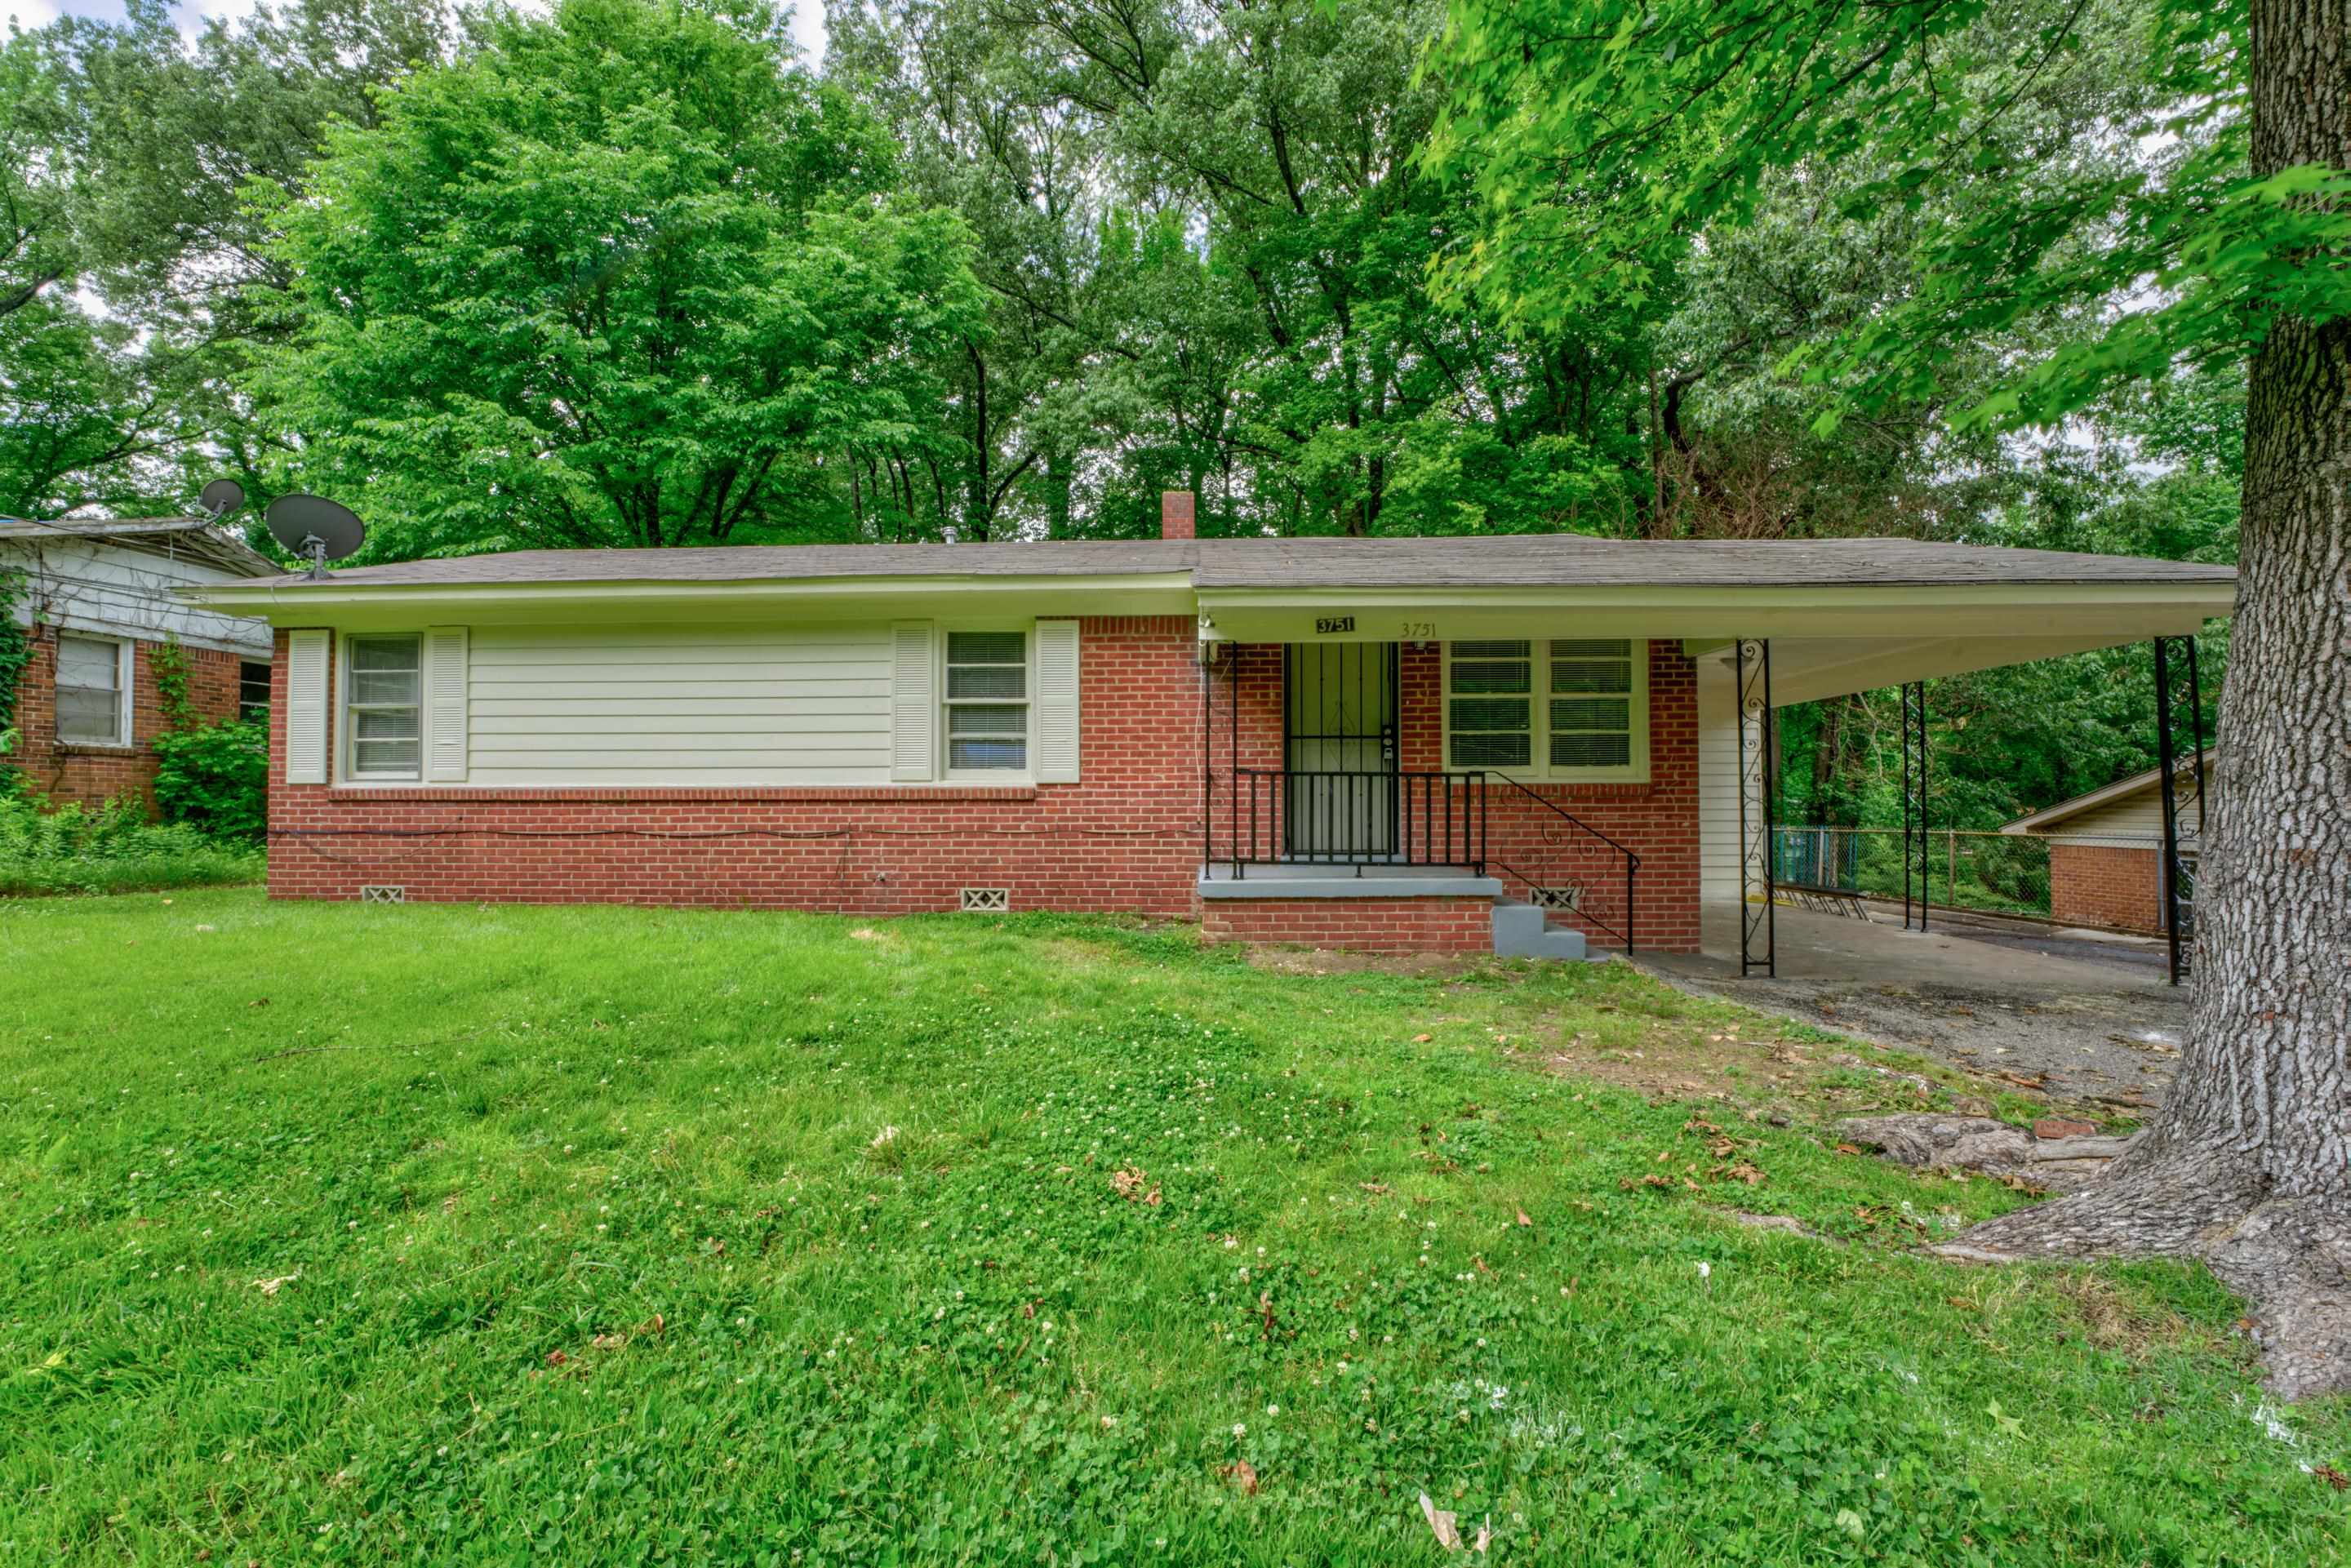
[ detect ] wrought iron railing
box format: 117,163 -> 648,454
1223,768 -> 1487,874
1480,771 -> 1642,953
1209,767 -> 1642,952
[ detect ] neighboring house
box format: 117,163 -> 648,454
2,519 -> 280,808
181,495 -> 2236,958
2002,749 -> 2215,933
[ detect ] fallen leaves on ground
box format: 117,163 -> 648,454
1220,1459 -> 1260,1495
1109,1165 -> 1161,1205
1417,1493 -> 1491,1552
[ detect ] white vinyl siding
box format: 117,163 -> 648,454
2036,789 -> 2177,848
1695,656 -> 1740,904
285,630 -> 330,784
55,633 -> 130,746
1444,638 -> 1649,783
344,634 -> 424,780
468,624 -> 897,786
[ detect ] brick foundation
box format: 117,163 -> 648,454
10,625 -> 246,810
1199,895 -> 1495,953
2049,842 -> 2163,932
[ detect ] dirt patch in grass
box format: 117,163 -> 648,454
2048,1273 -> 2209,1358
1242,944 -> 1523,979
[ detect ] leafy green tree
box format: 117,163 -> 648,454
250,0 -> 983,555
1435,0 -> 2351,1395
3,1 -> 451,519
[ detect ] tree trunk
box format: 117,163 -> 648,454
1950,0 -> 2351,1399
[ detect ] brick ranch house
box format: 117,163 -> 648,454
180,497 -> 2237,957
3,518 -> 278,808
2002,748 -> 2216,933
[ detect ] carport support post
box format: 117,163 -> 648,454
1736,638 -> 1776,977
1900,682 -> 1929,933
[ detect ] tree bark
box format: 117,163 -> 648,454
1950,0 -> 2351,1399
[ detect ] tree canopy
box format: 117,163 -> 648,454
251,0 -> 980,554
0,0 -> 2277,828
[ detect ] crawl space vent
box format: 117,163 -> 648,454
959,887 -> 1010,913
360,885 -> 407,904
1529,885 -> 1582,912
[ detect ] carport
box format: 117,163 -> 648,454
1648,902 -> 2189,1107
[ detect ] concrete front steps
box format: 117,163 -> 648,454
1197,864 -> 1601,961
1490,898 -> 1590,962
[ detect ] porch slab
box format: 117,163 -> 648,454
1197,864 -> 1501,900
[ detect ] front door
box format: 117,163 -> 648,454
1284,643 -> 1398,860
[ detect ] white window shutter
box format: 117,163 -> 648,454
890,620 -> 937,781
286,630 -> 329,784
424,627 -> 469,782
1035,620 -> 1081,784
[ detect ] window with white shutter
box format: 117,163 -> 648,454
343,634 -> 424,780
944,630 -> 1029,775
424,627 -> 468,782
286,630 -> 329,784
1033,620 -> 1080,784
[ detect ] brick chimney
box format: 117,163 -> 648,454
1160,489 -> 1196,540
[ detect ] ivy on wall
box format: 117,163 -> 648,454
151,634 -> 198,733
0,567 -> 31,744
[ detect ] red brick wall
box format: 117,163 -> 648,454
2049,842 -> 2163,932
270,621 -> 1705,953
1200,895 -> 1493,953
267,618 -> 1212,916
9,624 -> 245,810
1397,640 -> 1700,953
1204,637 -> 1700,952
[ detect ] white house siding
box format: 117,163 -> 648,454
1695,655 -> 1740,904
464,623 -> 897,786
2036,789 -> 2174,849
2,538 -> 271,656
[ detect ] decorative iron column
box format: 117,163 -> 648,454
1900,682 -> 1930,932
2152,635 -> 2207,985
1736,638 -> 1775,977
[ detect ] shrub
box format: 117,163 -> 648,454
152,713 -> 269,842
0,791 -> 264,895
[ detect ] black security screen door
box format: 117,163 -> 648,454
1283,642 -> 1399,860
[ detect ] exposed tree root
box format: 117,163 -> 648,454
1940,1156 -> 2351,1401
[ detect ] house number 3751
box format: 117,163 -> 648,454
1399,620 -> 1437,639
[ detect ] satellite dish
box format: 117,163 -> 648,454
198,478 -> 245,519
263,494 -> 367,580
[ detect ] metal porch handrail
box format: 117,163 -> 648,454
1479,770 -> 1642,954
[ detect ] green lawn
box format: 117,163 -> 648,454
2,891 -> 2340,1565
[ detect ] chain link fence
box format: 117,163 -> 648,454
1772,827 -> 2066,922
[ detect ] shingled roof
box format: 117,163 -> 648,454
240,534 -> 2237,593
0,517 -> 280,578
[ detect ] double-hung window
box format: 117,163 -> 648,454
944,630 -> 1029,774
344,634 -> 423,780
56,634 -> 130,746
1445,638 -> 1647,781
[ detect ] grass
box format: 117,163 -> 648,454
1,890 -> 2340,1565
